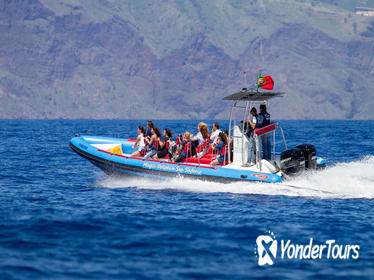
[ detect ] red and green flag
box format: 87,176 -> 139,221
257,74 -> 274,90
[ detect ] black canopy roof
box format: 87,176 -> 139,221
223,89 -> 284,101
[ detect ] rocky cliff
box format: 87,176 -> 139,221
0,0 -> 373,119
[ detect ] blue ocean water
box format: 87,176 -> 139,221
0,119 -> 373,280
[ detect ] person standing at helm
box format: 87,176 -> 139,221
242,107 -> 260,167
259,104 -> 271,160
259,104 -> 270,126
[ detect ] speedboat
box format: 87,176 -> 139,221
70,88 -> 326,183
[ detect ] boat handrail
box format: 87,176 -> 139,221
197,139 -> 211,166
184,141 -> 193,164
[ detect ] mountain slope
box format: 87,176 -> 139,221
0,0 -> 373,119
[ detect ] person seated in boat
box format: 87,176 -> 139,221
130,125 -> 146,157
210,132 -> 228,167
191,122 -> 210,147
167,137 -> 177,161
193,123 -> 210,157
243,107 -> 261,167
153,128 -> 175,161
174,132 -> 193,162
210,122 -> 221,143
145,120 -> 154,138
259,104 -> 271,160
143,127 -> 161,159
175,134 -> 183,148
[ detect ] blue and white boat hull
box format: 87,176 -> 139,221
70,135 -> 283,183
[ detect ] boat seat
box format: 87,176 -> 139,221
184,155 -> 228,166
184,157 -> 211,165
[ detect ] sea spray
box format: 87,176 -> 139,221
97,156 -> 374,199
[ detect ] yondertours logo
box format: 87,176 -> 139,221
255,231 -> 278,266
254,231 -> 360,266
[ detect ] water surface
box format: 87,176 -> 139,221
0,120 -> 373,279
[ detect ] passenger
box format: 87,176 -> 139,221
145,120 -> 154,138
199,124 -> 211,157
143,127 -> 161,159
210,122 -> 221,143
201,124 -> 210,141
191,122 -> 209,146
174,132 -> 192,163
242,107 -> 260,167
175,134 -> 183,148
259,104 -> 271,160
210,132 -> 228,167
191,123 -> 208,157
167,138 -> 177,161
130,125 -> 146,157
153,128 -> 173,160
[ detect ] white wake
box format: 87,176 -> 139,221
96,156 -> 374,199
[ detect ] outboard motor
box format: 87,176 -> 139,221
280,148 -> 305,175
296,144 -> 317,170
